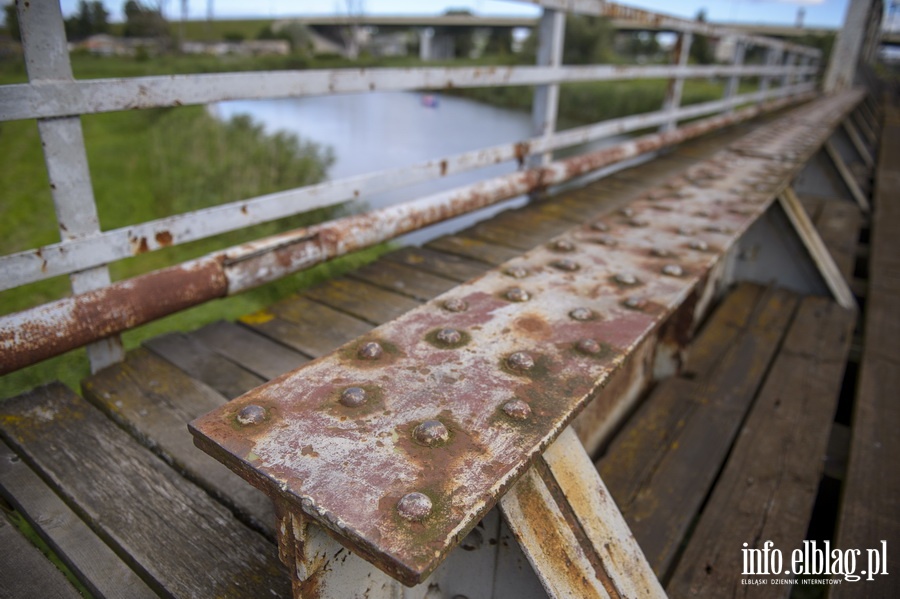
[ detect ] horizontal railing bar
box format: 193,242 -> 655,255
517,0 -> 822,57
0,64 -> 816,122
0,82 -> 814,291
0,90 -> 817,374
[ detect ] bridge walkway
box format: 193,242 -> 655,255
0,96 -> 893,597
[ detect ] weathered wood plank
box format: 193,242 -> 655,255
667,296 -> 855,597
599,286 -> 800,577
303,277 -> 421,324
145,332 -> 265,399
0,512 -> 82,599
0,441 -> 157,599
426,233 -> 521,265
380,246 -> 490,283
192,320 -> 308,380
246,295 -> 372,358
0,383 -> 290,598
83,348 -> 276,538
814,199 -> 862,281
348,259 -> 459,301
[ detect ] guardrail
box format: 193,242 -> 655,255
0,0 -> 822,374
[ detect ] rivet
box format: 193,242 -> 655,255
435,328 -> 463,346
676,190 -> 692,199
413,420 -> 449,446
576,339 -> 602,355
694,210 -> 710,218
623,296 -> 646,310
569,307 -> 594,321
550,239 -> 575,252
504,266 -> 530,279
357,341 -> 383,360
236,405 -> 266,426
397,492 -> 433,522
705,225 -> 729,234
619,207 -> 635,217
627,218 -> 649,228
443,298 -> 468,313
662,264 -> 684,277
590,221 -> 610,232
594,235 -> 618,247
506,352 -> 535,372
614,272 -> 639,286
689,240 -> 710,251
505,287 -> 530,302
650,248 -> 673,258
551,259 -> 580,272
340,387 -> 367,407
677,227 -> 695,236
501,399 -> 532,421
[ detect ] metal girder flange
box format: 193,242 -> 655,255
189,90 -> 862,588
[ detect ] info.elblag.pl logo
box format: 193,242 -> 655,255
742,540 -> 889,583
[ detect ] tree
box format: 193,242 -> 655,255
689,9 -> 714,65
65,1 -> 110,41
563,14 -> 613,65
3,3 -> 20,41
123,0 -> 169,38
485,27 -> 513,57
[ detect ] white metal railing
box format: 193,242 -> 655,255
0,0 -> 822,373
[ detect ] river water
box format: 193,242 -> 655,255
214,91 -> 618,245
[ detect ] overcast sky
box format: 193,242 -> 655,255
47,0 -> 862,29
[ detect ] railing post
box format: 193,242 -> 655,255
724,39 -> 746,113
530,8 -> 565,168
17,0 -> 124,371
780,52 -> 797,97
661,31 -> 693,132
759,47 -> 781,101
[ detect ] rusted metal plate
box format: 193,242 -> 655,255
190,94 -> 862,585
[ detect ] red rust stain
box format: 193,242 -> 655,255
440,160 -> 448,176
155,231 -> 173,247
514,141 -> 530,169
241,205 -> 248,215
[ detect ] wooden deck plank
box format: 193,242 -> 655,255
667,296 -> 855,597
144,332 -> 265,399
0,513 -> 82,599
303,277 -> 422,324
464,216 -> 573,252
0,383 -> 289,598
599,285 -> 800,577
426,233 -> 522,265
82,349 -> 276,538
0,441 -> 157,599
249,294 -> 373,358
814,200 -> 862,281
380,246 -> 490,283
191,320 -> 308,380
348,259 -> 459,301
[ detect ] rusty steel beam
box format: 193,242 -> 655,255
190,90 -> 863,586
0,91 -> 824,375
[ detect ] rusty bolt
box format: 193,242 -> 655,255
443,298 -> 468,313
689,240 -> 710,252
504,266 -> 530,279
619,207 -> 635,217
501,399 -> 532,421
705,225 -> 729,234
623,296 -> 646,310
694,210 -> 711,218
236,405 -> 266,426
576,339 -> 602,355
340,387 -> 367,407
506,352 -> 535,372
569,308 -> 594,321
414,420 -> 450,446
505,287 -> 530,302
590,221 -> 609,232
551,259 -> 580,272
435,328 -> 463,346
614,272 -> 639,286
550,239 -> 575,252
357,341 -> 383,360
397,492 -> 433,522
627,218 -> 649,228
594,235 -> 618,247
650,248 -> 673,258
677,227 -> 695,236
662,264 -> 684,277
